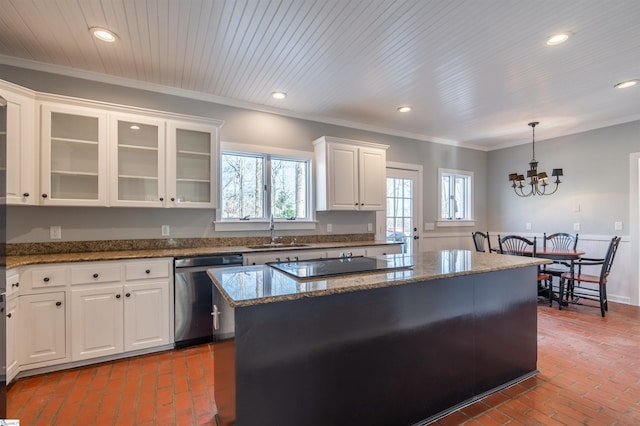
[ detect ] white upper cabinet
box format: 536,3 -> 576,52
313,136 -> 388,211
110,113 -> 166,207
0,81 -> 37,205
40,103 -> 108,206
166,120 -> 219,208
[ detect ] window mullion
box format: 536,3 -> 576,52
264,155 -> 271,219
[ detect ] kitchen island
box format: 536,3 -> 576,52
207,250 -> 550,426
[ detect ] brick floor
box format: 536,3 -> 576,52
7,301 -> 640,425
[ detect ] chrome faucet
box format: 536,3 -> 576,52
269,214 -> 278,245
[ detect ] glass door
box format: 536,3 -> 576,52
40,104 -> 107,206
166,121 -> 218,208
110,114 -> 165,207
386,167 -> 420,255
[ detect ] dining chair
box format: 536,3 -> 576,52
543,232 -> 579,297
559,236 -> 621,317
498,235 -> 551,290
471,231 -> 494,253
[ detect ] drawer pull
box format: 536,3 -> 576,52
145,269 -> 151,274
93,273 -> 99,278
43,277 -> 50,282
12,282 -> 19,288
125,292 -> 131,298
159,197 -> 164,201
55,301 -> 62,306
23,192 -> 30,197
171,197 -> 175,202
6,313 -> 11,318
42,193 -> 48,198
116,294 -> 121,299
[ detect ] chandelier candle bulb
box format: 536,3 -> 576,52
508,122 -> 563,197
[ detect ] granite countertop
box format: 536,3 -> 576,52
6,240 -> 401,268
207,250 -> 552,308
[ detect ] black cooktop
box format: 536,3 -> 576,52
267,255 -> 413,279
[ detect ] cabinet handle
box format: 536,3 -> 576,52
125,292 -> 131,298
93,273 -> 99,278
44,277 -> 50,282
171,197 -> 175,202
145,269 -> 151,274
159,197 -> 164,201
6,313 -> 11,318
12,282 -> 19,288
23,192 -> 30,197
42,194 -> 48,198
55,301 -> 62,306
116,294 -> 121,299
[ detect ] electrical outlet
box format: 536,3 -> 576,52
50,226 -> 62,240
573,223 -> 580,231
161,225 -> 170,236
614,221 -> 623,231
367,223 -> 373,232
327,224 -> 333,233
525,223 -> 532,230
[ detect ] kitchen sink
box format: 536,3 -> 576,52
247,243 -> 309,249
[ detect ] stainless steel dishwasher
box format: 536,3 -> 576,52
174,254 -> 243,348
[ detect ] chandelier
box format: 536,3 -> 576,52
508,122 -> 563,197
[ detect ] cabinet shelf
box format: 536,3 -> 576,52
51,170 -> 99,177
118,144 -> 159,152
52,137 -> 99,146
177,150 -> 210,157
118,175 -> 159,181
176,178 -> 210,183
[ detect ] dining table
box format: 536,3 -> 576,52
527,248 -> 586,306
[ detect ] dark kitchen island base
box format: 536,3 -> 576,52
212,266 -> 538,426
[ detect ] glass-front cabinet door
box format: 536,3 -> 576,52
166,120 -> 218,208
110,113 -> 165,207
40,103 -> 107,206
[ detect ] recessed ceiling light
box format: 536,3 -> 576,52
397,106 -> 412,113
546,32 -> 572,46
271,92 -> 287,100
90,27 -> 118,43
614,79 -> 639,89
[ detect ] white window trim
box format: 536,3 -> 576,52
214,141 -> 316,232
437,168 -> 475,228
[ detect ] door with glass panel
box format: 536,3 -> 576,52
40,104 -> 107,205
386,168 -> 419,255
110,114 -> 165,207
166,121 -> 219,208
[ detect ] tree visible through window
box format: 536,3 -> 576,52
221,152 -> 310,220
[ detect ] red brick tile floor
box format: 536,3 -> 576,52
8,300 -> 640,425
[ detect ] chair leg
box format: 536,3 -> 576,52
600,283 -> 607,317
548,277 -> 553,308
558,277 -> 564,311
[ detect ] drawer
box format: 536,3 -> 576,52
125,260 -> 169,281
71,264 -> 122,285
32,267 -> 68,289
7,272 -> 20,297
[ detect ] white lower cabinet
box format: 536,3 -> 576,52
123,281 -> 170,352
71,284 -> 124,361
6,295 -> 19,382
71,260 -> 171,362
20,292 -> 67,366
15,258 -> 172,375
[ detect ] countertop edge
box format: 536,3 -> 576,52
6,241 -> 402,268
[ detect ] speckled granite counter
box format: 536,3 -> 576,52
207,249 -> 551,307
6,239 -> 400,268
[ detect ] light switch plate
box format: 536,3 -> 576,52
327,223 -> 333,233
573,223 -> 580,231
525,222 -> 532,230
50,226 -> 61,240
367,223 -> 373,232
614,221 -> 623,231
161,225 -> 170,236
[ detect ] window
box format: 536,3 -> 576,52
220,149 -> 311,221
438,168 -> 474,226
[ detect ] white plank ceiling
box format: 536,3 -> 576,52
0,0 -> 638,150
